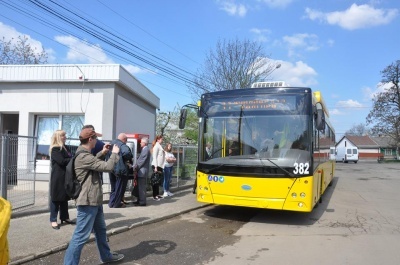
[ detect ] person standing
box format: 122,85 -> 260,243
205,142 -> 212,160
108,133 -> 133,208
163,143 -> 176,197
81,125 -> 105,155
132,137 -> 150,206
0,197 -> 11,264
64,127 -> 124,265
82,125 -> 106,183
151,135 -> 165,201
49,130 -> 75,230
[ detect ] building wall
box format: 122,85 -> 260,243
0,64 -> 159,175
113,83 -> 156,141
0,64 -> 159,140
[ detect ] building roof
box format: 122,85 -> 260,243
337,135 -> 378,148
370,136 -> 398,148
0,64 -> 160,109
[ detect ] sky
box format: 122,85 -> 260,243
0,0 -> 399,139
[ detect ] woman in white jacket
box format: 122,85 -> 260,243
151,135 -> 165,201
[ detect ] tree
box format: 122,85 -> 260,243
156,105 -> 198,145
345,123 -> 370,136
366,60 -> 400,150
188,38 -> 280,100
0,35 -> 48,64
156,111 -> 171,137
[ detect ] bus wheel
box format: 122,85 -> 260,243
319,197 -> 322,203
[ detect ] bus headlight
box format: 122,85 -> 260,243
291,192 -> 297,198
300,192 -> 306,198
298,202 -> 304,207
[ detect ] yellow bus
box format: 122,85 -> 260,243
180,85 -> 335,212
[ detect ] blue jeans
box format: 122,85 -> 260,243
64,205 -> 113,265
163,166 -> 173,192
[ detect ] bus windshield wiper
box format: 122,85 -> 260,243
203,164 -> 225,174
266,158 -> 295,177
258,158 -> 295,177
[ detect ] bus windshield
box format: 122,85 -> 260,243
199,90 -> 312,176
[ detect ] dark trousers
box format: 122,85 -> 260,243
50,200 -> 69,222
152,184 -> 160,198
109,172 -> 117,193
108,174 -> 128,208
137,177 -> 147,205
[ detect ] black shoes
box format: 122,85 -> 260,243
61,219 -> 76,225
133,202 -> 146,206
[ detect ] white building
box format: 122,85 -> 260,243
0,64 -> 159,173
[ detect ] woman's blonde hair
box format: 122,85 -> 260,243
49,130 -> 66,153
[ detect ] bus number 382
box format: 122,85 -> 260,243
293,162 -> 310,174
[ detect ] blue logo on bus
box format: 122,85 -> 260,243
213,176 -> 219,182
208,175 -> 213,181
241,185 -> 252,191
219,176 -> 224,183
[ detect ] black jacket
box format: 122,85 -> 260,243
50,146 -> 72,201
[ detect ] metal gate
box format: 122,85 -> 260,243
0,134 -> 37,212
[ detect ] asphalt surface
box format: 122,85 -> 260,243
7,184 -> 204,265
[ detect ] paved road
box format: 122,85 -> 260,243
8,161 -> 400,264
205,161 -> 400,265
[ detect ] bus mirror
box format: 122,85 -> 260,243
316,108 -> 325,131
179,109 -> 188,129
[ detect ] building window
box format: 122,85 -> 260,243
35,115 -> 84,160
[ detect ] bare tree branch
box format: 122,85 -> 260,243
366,60 -> 400,150
187,38 -> 279,100
0,36 -> 48,65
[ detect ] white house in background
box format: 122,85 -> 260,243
0,64 -> 159,174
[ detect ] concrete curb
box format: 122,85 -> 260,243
9,186 -> 204,265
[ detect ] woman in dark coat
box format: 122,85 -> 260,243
49,130 -> 75,229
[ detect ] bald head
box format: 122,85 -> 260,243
118,133 -> 127,143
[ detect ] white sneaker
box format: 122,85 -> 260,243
167,191 -> 174,196
163,192 -> 168,197
153,197 -> 160,201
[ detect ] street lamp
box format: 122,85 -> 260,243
272,63 -> 281,73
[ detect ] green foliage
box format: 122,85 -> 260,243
182,108 -> 198,144
156,104 -> 199,145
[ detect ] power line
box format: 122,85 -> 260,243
0,0 -> 209,92
96,0 -> 201,66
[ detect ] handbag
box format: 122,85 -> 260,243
150,171 -> 163,186
127,165 -> 134,180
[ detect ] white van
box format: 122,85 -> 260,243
329,147 -> 336,161
336,146 -> 359,163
